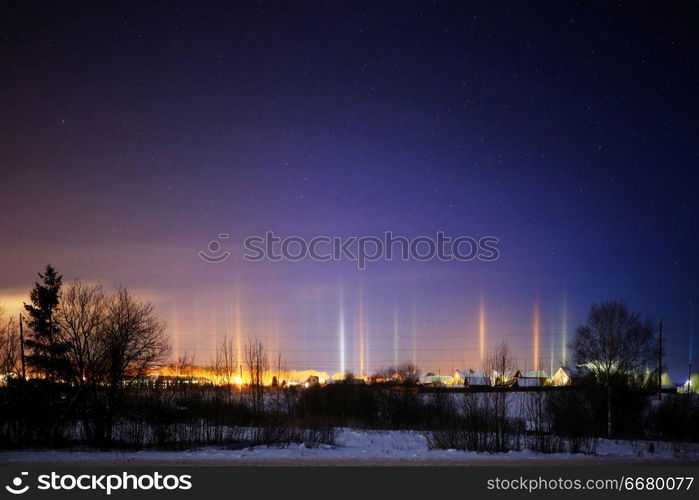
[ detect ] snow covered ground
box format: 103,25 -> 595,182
1,429 -> 697,465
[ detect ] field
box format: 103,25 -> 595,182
2,428 -> 698,466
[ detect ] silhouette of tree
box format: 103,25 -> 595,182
100,287 -> 169,444
573,300 -> 658,436
244,338 -> 268,414
0,307 -> 20,377
23,265 -> 71,381
56,280 -> 106,385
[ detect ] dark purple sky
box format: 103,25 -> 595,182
1,1 -> 697,380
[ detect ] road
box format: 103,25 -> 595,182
4,456 -> 698,467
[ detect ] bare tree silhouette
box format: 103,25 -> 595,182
573,300 -> 657,436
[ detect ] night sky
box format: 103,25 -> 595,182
1,1 -> 697,381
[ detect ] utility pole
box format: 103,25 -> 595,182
19,313 -> 26,380
657,319 -> 663,401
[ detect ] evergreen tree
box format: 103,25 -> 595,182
23,265 -> 71,381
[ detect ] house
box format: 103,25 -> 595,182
454,369 -> 490,388
661,373 -> 675,390
344,377 -> 366,385
420,372 -> 453,386
145,375 -> 213,388
550,366 -> 573,386
327,374 -> 367,385
303,375 -> 320,388
683,374 -> 699,393
0,372 -> 18,386
513,370 -> 547,388
550,365 -> 593,386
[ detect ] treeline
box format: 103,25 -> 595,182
1,270 -> 698,453
425,302 -> 699,454
427,381 -> 699,456
0,265 -> 170,446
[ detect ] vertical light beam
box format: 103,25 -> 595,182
533,302 -> 540,370
173,304 -> 180,361
235,293 -> 242,366
393,305 -> 399,367
365,308 -> 370,375
689,310 -> 694,365
479,295 -> 486,362
411,301 -> 417,366
561,295 -> 568,365
339,291 -> 346,375
549,317 -> 555,375
358,284 -> 365,377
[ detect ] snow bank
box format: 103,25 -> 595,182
1,429 -> 697,464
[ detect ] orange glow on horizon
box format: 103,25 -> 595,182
156,364 -> 331,387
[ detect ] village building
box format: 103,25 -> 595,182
453,369 -> 490,388
551,366 -> 573,386
419,372 -> 453,386
513,370 -> 547,387
303,375 -> 321,388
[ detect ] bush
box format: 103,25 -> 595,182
428,392 -> 520,453
526,392 -> 563,454
547,389 -> 597,454
301,426 -> 336,448
653,394 -> 699,442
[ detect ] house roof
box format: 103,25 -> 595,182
419,374 -> 453,384
454,369 -> 490,385
555,365 -> 591,378
455,369 -> 487,378
515,370 -> 548,378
